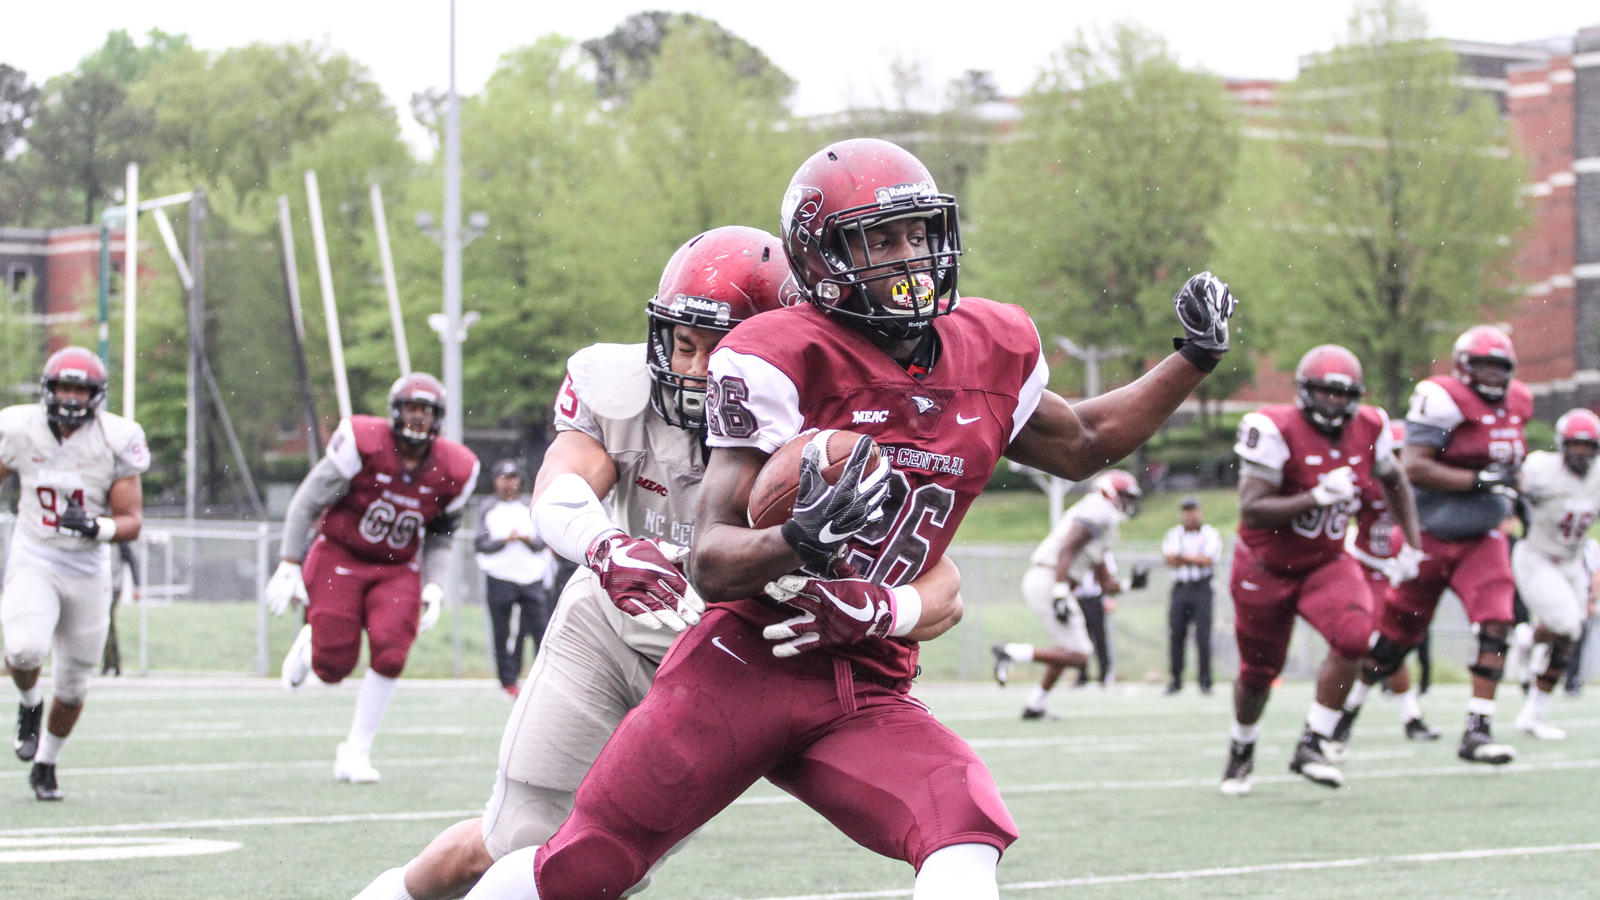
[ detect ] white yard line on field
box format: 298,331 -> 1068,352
751,841 -> 1600,899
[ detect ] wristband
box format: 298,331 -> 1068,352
1050,581 -> 1071,600
889,584 -> 923,638
1173,338 -> 1220,373
94,517 -> 117,543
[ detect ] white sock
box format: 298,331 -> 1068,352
1026,685 -> 1050,711
913,843 -> 999,900
1467,696 -> 1496,717
1003,643 -> 1034,663
354,866 -> 415,900
347,669 -> 400,752
35,732 -> 65,765
463,845 -> 542,899
1398,687 -> 1423,722
19,685 -> 43,707
1526,686 -> 1551,718
1344,680 -> 1371,711
1306,702 -> 1341,737
1229,720 -> 1259,744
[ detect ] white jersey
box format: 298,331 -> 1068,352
1028,492 -> 1125,586
554,342 -> 708,659
0,403 -> 148,577
1518,450 -> 1600,563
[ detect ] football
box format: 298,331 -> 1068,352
747,428 -> 881,529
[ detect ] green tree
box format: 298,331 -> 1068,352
23,69 -> 151,224
1214,0 -> 1528,411
965,23 -> 1242,392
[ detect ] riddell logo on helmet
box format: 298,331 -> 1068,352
874,182 -> 933,206
669,294 -> 730,325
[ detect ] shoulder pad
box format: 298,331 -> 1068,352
567,343 -> 651,421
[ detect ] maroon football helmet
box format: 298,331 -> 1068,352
1555,407 -> 1600,477
41,346 -> 109,428
646,226 -> 796,431
1452,325 -> 1516,402
388,372 -> 446,448
779,138 -> 961,340
1093,470 -> 1143,517
1294,345 -> 1364,433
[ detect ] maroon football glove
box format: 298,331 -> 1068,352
585,534 -> 702,631
761,572 -> 897,657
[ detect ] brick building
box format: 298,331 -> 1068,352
1232,25 -> 1600,420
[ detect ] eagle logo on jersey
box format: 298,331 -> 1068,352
911,396 -> 940,415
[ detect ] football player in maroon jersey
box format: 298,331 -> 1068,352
465,138 -> 1236,900
1218,346 -> 1422,796
264,373 -> 479,783
1332,325 -> 1530,765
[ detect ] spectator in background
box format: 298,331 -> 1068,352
474,460 -> 555,698
1072,552 -> 1117,687
100,542 -> 139,677
1163,495 -> 1222,695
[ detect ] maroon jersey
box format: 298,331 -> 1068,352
317,415 -> 479,564
1351,471 -> 1401,563
1234,404 -> 1392,576
1405,375 -> 1531,539
706,299 -> 1048,682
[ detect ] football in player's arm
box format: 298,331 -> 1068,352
463,137 -> 1235,900
1,347 -> 148,801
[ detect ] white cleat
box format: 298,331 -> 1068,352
1514,713 -> 1566,741
334,742 -> 381,783
281,623 -> 314,691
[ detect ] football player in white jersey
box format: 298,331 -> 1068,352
1509,408 -> 1600,739
0,347 -> 148,800
354,226 -> 964,900
991,471 -> 1147,719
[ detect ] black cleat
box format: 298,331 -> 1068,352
1403,717 -> 1440,741
990,644 -> 1011,687
29,762 -> 62,801
1020,706 -> 1060,721
1220,740 -> 1254,796
14,703 -> 42,762
1288,727 -> 1345,789
1458,714 -> 1515,765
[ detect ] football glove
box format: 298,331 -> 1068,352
265,560 -> 308,616
1473,462 -> 1518,499
1310,466 -> 1359,507
1385,544 -> 1425,587
1128,564 -> 1152,591
418,582 -> 444,633
585,534 -> 702,632
57,497 -> 102,540
761,572 -> 896,657
780,433 -> 891,571
1171,271 -> 1237,358
1049,581 -> 1074,623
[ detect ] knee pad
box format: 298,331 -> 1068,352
312,656 -> 355,685
1467,625 -> 1509,681
5,647 -> 46,673
540,827 -> 649,900
368,646 -> 409,679
1361,634 -> 1409,681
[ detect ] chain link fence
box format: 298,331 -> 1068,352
1,513 -> 1593,686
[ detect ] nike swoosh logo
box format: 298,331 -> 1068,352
1240,580 -> 1259,591
550,500 -> 587,509
817,523 -> 851,544
711,636 -> 747,664
816,584 -> 875,623
334,566 -> 352,576
610,543 -> 676,578
955,413 -> 980,425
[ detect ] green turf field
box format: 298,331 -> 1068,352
2,677 -> 1594,898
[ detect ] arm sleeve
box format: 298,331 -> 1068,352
279,456 -> 352,561
421,530 -> 453,585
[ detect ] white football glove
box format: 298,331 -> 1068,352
1385,544 -> 1425,587
418,582 -> 444,633
1310,466 -> 1358,507
265,560 -> 307,616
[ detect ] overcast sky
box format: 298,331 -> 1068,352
8,1 -> 1597,152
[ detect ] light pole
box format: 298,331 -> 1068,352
415,206 -> 486,436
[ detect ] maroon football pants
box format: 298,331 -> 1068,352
302,536 -> 421,681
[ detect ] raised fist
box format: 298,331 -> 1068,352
1172,271 -> 1237,355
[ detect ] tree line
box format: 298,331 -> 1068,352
0,2 -> 1527,508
